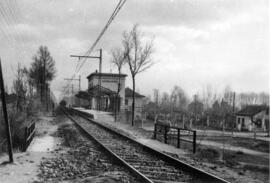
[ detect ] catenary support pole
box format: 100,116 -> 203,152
70,50 -> 103,110
0,59 -> 13,163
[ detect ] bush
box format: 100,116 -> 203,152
59,100 -> 67,107
0,106 -> 27,152
55,106 -> 64,116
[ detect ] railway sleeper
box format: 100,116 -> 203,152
131,165 -> 180,173
141,170 -> 191,181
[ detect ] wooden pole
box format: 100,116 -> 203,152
193,130 -> 196,153
177,128 -> 180,148
0,59 -> 13,162
79,75 -> 81,91
232,92 -> 235,135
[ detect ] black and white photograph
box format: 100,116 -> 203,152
0,0 -> 269,182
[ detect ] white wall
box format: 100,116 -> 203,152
236,110 -> 268,131
88,74 -> 126,110
124,97 -> 144,117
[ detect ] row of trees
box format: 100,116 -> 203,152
11,45 -> 56,113
145,85 -> 269,129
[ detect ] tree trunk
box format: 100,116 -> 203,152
132,76 -> 135,126
115,71 -> 121,122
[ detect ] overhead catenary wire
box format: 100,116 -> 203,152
75,0 -> 126,73
63,0 -> 127,94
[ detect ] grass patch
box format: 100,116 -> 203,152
195,146 -> 221,161
243,163 -> 269,173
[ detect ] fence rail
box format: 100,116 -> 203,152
154,122 -> 197,153
23,119 -> 35,151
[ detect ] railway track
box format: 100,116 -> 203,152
63,108 -> 230,183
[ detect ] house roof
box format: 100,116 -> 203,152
236,105 -> 269,116
87,72 -> 127,80
125,87 -> 145,98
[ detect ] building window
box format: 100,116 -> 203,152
238,118 -> 240,124
125,99 -> 128,105
242,118 -> 245,123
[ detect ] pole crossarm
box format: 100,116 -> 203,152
70,49 -> 102,110
70,55 -> 101,59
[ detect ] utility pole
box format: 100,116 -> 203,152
70,49 -> 103,110
43,58 -> 46,105
64,77 -> 81,91
0,59 -> 13,163
71,84 -> 74,107
232,92 -> 235,135
79,75 -> 81,91
98,49 -> 102,111
64,77 -> 81,107
194,94 -> 197,121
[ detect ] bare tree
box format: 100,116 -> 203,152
111,47 -> 126,121
153,88 -> 160,121
12,64 -> 28,112
202,84 -> 214,110
160,92 -> 170,114
122,24 -> 154,126
223,85 -> 233,105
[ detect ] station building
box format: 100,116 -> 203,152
87,72 -> 127,111
72,71 -> 146,121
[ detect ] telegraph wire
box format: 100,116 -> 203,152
2,0 -> 26,60
0,2 -> 24,61
5,0 -> 27,57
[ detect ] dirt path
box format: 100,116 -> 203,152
0,115 -> 60,183
198,140 -> 269,158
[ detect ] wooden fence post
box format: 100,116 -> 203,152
177,128 -> 180,148
0,60 -> 13,162
193,130 -> 196,153
164,126 -> 168,144
24,127 -> 28,152
154,123 -> 157,139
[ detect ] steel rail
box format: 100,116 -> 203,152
62,108 -> 153,183
69,108 -> 230,183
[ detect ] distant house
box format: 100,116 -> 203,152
235,105 -> 269,131
124,87 -> 145,117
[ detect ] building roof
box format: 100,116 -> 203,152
88,85 -> 117,97
125,87 -> 145,98
87,72 -> 127,80
236,105 -> 269,116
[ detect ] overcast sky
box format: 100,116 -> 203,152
0,0 -> 268,100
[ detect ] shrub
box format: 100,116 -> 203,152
59,100 -> 67,107
0,106 -> 27,152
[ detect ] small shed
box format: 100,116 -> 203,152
235,105 -> 269,131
